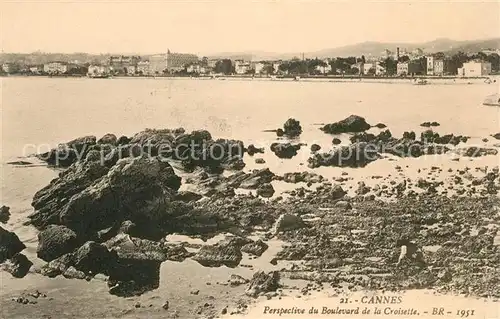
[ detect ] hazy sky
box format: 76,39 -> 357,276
1,0 -> 499,55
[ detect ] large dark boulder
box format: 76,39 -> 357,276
129,128 -> 182,155
29,158 -> 110,229
245,271 -> 280,297
104,234 -> 171,297
270,143 -> 301,159
192,237 -> 251,268
241,240 -> 269,257
0,253 -> 33,278
57,156 -> 181,235
40,253 -> 74,278
174,191 -> 203,203
36,136 -> 97,167
29,154 -> 182,243
321,115 -> 371,134
0,226 -> 25,263
37,225 -> 79,262
73,241 -> 117,274
256,183 -> 275,198
98,133 -> 118,146
40,241 -> 116,279
224,168 -> 275,189
282,118 -> 302,137
308,142 -> 380,168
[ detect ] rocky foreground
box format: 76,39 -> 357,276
1,115 -> 500,317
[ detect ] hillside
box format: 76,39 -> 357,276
211,38 -> 500,60
1,38 -> 498,65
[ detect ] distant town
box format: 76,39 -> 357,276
1,47 -> 499,78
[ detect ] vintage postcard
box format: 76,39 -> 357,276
0,0 -> 499,318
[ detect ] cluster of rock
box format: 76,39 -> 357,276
36,129 -> 247,172
308,114 -> 489,168
5,120 -> 500,302
320,115 -> 371,134
275,191 -> 500,298
192,237 -> 268,268
420,121 -> 440,127
420,130 -> 468,145
15,126 -> 304,296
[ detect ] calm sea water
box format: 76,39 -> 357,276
1,76 -> 499,259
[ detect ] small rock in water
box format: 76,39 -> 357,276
256,183 -> 275,198
255,158 -> 266,164
245,271 -> 280,298
6,161 -> 33,166
191,289 -> 200,295
0,205 -> 11,223
332,138 -> 342,145
311,144 -> 321,152
229,274 -> 249,286
282,118 -> 303,137
162,301 -> 169,310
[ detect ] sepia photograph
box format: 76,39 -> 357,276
0,0 -> 499,318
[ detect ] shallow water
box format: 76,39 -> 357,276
1,77 -> 500,314
1,76 -> 500,255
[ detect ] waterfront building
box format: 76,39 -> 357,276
458,61 -> 492,77
253,62 -> 266,74
87,65 -> 110,77
148,51 -> 199,74
433,60 -> 444,76
43,62 -> 69,74
315,63 -> 332,75
426,56 -> 434,75
29,65 -> 43,74
207,59 -> 219,68
108,55 -> 141,75
234,60 -> 252,74
397,62 -> 409,76
149,54 -> 167,75
2,62 -> 20,74
166,50 -> 199,72
109,55 -> 140,67
126,65 -> 136,75
136,61 -> 150,75
362,63 -> 376,75
186,64 -> 207,74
